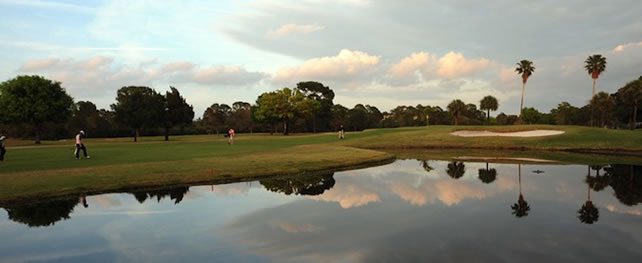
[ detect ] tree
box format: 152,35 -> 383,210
296,81 -> 335,132
229,102 -> 254,133
163,87 -> 194,141
520,107 -> 543,124
584,54 -> 607,100
515,60 -> 535,117
254,88 -> 308,135
590,92 -> 615,128
330,104 -> 349,130
0,75 -> 74,144
579,166 -> 601,224
68,101 -> 99,135
202,103 -> 231,134
479,96 -> 499,124
447,99 -> 466,125
550,101 -> 584,125
111,86 -> 165,142
346,104 -> 369,131
616,77 -> 642,130
260,173 -> 336,196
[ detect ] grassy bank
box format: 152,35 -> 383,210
1,125 -> 641,204
343,125 -> 642,154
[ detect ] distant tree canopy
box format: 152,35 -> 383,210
111,86 -> 165,142
164,87 -> 194,141
297,81 -> 335,132
0,75 -> 74,144
254,87 -> 318,135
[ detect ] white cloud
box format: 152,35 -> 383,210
266,23 -> 324,39
274,49 -> 380,82
436,51 -> 491,78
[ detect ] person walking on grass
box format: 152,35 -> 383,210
338,125 -> 345,139
0,130 -> 7,161
75,130 -> 90,159
227,128 -> 236,145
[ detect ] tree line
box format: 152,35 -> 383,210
0,71 -> 640,143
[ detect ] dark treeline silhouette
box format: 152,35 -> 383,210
259,173 -> 336,196
130,186 -> 190,205
1,75 -> 641,142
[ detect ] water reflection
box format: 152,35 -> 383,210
4,197 -> 83,227
130,186 -> 190,204
511,164 -> 531,218
478,163 -> 498,184
2,161 -> 642,262
260,173 -> 336,196
446,161 -> 466,179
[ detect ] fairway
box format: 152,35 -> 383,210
1,125 -> 642,204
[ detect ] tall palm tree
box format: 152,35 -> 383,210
584,54 -> 607,100
447,99 -> 466,125
585,54 -> 607,127
590,92 -> 615,127
515,60 -> 535,117
479,96 -> 499,124
511,164 -> 530,218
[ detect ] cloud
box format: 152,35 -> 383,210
612,41 -> 642,53
388,52 -> 433,77
273,49 -> 380,82
266,23 -> 324,39
436,51 -> 491,78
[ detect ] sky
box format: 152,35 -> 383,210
1,0 -> 641,116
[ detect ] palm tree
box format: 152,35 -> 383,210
447,99 -> 466,125
590,92 -> 615,127
478,162 -> 497,184
515,60 -> 535,117
446,161 -> 466,179
585,54 -> 607,127
479,96 -> 499,124
584,54 -> 607,100
511,164 -> 530,218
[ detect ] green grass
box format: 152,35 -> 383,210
1,125 -> 641,204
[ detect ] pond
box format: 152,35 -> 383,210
1,159 -> 641,262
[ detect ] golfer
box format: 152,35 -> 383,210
0,130 -> 6,161
227,128 -> 235,144
338,125 -> 345,139
74,130 -> 90,159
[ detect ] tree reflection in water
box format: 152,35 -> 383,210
446,161 -> 466,179
4,198 -> 81,227
606,164 -> 642,206
130,186 -> 190,205
260,173 -> 335,196
478,162 -> 497,184
511,164 -> 531,218
579,166 -> 603,224
420,160 -> 434,173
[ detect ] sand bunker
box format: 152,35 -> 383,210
450,129 -> 565,137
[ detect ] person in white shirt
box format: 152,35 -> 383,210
74,130 -> 90,159
0,130 -> 6,161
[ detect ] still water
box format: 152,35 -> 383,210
1,160 -> 641,262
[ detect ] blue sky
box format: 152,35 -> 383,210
1,0 -> 641,116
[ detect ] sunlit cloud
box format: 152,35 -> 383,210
266,23 -> 324,39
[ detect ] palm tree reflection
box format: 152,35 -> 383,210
511,164 -> 530,218
420,160 -> 434,173
446,161 -> 466,179
478,162 -> 497,184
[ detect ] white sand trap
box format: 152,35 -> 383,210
451,129 -> 565,137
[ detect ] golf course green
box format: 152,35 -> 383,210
1,125 -> 641,204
